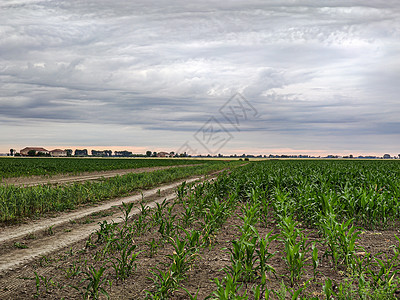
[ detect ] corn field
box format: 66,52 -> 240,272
2,159 -> 400,299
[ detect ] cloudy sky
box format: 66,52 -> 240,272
1,0 -> 399,156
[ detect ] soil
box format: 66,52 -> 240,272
0,165 -> 192,187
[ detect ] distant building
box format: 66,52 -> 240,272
50,149 -> 67,157
157,151 -> 172,157
383,154 -> 391,159
20,147 -> 49,156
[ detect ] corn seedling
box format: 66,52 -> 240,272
279,216 -> 311,286
320,215 -> 361,267
47,225 -> 54,235
119,201 -> 134,224
146,269 -> 180,299
81,264 -> 109,300
63,262 -> 82,279
110,243 -> 140,280
146,238 -> 160,258
208,273 -> 248,300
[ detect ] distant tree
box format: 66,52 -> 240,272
65,149 -> 73,157
75,149 -> 88,156
146,151 -> 152,157
9,149 -> 16,156
152,152 -> 157,157
36,151 -> 49,157
28,150 -> 36,156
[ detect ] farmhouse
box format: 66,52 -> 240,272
49,149 -> 67,157
157,151 -> 172,157
20,147 -> 49,156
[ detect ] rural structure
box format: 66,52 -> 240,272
19,147 -> 49,156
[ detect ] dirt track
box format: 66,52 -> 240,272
0,165 -> 191,187
0,175 -> 206,275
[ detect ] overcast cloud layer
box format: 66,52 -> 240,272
1,0 -> 399,155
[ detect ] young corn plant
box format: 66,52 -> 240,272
279,216 -> 311,286
33,272 -> 56,297
180,204 -> 196,228
208,273 -> 248,300
119,201 -> 135,225
167,236 -> 197,280
63,261 -> 82,279
311,242 -> 319,280
271,188 -> 293,223
367,238 -> 400,290
152,198 -> 168,225
176,181 -> 188,202
183,228 -> 202,253
319,214 -> 361,267
95,220 -> 117,244
146,238 -> 160,258
350,251 -> 373,277
110,243 -> 140,281
147,233 -> 200,298
81,264 -> 109,300
158,214 -> 177,239
238,202 -> 260,240
145,268 -> 179,299
259,195 -> 271,227
226,236 -> 259,282
257,231 -> 278,279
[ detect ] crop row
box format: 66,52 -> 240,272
0,157 -> 206,179
25,160 -> 400,299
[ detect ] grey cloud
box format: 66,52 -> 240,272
0,0 -> 399,154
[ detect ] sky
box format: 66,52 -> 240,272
1,0 -> 399,156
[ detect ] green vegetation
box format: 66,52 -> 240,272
0,157 -> 206,179
0,161 -> 238,222
8,159 -> 400,298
